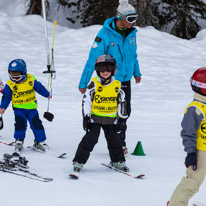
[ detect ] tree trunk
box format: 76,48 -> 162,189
26,0 -> 42,15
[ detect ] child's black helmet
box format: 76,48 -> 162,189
95,55 -> 117,77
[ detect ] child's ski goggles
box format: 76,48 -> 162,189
9,74 -> 25,82
96,64 -> 115,73
125,14 -> 138,24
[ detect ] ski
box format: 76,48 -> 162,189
27,146 -> 67,159
0,167 -> 53,182
0,153 -> 53,182
101,163 -> 145,179
0,142 -> 67,159
57,153 -> 67,158
0,140 -> 15,146
193,203 -> 206,206
69,173 -> 79,180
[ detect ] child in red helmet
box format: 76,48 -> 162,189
168,67 -> 206,206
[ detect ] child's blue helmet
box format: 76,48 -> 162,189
8,59 -> 27,83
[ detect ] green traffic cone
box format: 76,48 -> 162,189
131,141 -> 146,156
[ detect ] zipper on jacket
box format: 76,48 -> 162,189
117,44 -> 123,62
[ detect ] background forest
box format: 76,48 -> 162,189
1,0 -> 206,39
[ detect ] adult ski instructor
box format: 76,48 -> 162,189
78,0 -> 141,155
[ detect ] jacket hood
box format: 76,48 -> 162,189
103,17 -> 137,37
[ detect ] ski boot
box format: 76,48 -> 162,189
73,162 -> 84,172
33,141 -> 49,152
111,161 -> 129,172
15,139 -> 24,153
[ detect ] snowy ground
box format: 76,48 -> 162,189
0,12 -> 206,206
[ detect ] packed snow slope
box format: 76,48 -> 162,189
0,12 -> 206,206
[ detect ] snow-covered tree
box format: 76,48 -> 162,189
159,0 -> 206,39
26,0 -> 41,15
132,0 -> 161,29
76,0 -> 118,27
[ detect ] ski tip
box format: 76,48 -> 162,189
135,174 -> 145,179
57,153 -> 67,158
43,178 -> 53,182
9,142 -> 15,146
69,174 -> 79,180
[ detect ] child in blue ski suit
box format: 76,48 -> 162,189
0,59 -> 51,152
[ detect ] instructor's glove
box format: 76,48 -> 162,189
185,153 -> 197,170
83,115 -> 90,132
116,118 -> 127,133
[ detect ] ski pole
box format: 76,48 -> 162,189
47,20 -> 57,90
0,114 -> 3,130
41,0 -> 55,122
43,21 -> 56,122
41,0 -> 50,73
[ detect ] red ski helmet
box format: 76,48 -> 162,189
191,67 -> 206,96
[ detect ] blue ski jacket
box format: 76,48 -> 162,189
79,17 -> 141,89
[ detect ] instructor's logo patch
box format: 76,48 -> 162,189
95,36 -> 102,43
93,43 -> 98,48
130,36 -> 136,46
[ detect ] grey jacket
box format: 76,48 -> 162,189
181,93 -> 206,153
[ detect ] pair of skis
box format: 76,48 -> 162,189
69,163 -> 145,180
0,152 -> 53,182
0,139 -> 66,159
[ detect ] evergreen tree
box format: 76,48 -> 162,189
26,0 -> 41,15
132,0 -> 161,29
159,0 -> 206,39
57,0 -> 78,24
76,0 -> 118,27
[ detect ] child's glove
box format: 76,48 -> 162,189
116,118 -> 127,133
185,153 -> 197,170
83,115 -> 90,132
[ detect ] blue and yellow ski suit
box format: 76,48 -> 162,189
0,74 -> 50,142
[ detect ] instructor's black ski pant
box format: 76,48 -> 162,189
120,80 -> 131,147
73,124 -> 125,164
